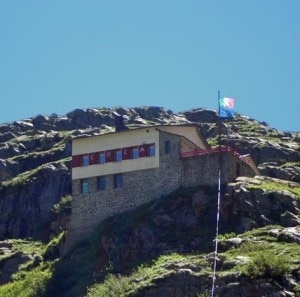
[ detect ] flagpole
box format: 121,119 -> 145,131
211,91 -> 222,297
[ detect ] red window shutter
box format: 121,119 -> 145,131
72,155 -> 82,167
122,147 -> 131,160
105,150 -> 114,162
139,144 -> 148,157
89,152 -> 98,165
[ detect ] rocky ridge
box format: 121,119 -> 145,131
0,106 -> 299,296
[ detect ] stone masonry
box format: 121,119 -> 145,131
65,128 -> 257,251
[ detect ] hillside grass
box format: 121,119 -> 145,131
2,228 -> 298,297
0,262 -> 54,297
0,239 -> 54,297
245,178 -> 300,198
86,253 -> 209,297
222,226 -> 300,280
86,226 -> 300,297
1,157 -> 70,188
0,185 -> 299,296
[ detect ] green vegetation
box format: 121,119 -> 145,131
52,195 -> 72,215
217,232 -> 236,240
0,239 -> 54,297
0,181 -> 299,296
0,262 -> 53,297
280,162 -> 300,168
245,178 -> 300,198
241,250 -> 290,279
227,118 -> 268,137
2,239 -> 44,257
43,231 -> 65,260
206,137 -> 218,147
1,167 -> 41,188
1,157 -> 70,188
222,226 -> 300,276
0,203 -> 299,297
86,253 -> 208,297
295,284 -> 300,297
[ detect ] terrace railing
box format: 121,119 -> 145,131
180,146 -> 260,175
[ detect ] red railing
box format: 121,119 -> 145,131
180,146 -> 239,158
181,146 -> 259,175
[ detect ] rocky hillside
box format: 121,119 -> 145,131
0,106 -> 299,297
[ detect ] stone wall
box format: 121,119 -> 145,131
65,130 -> 257,251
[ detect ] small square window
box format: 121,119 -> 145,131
114,173 -> 123,188
98,176 -> 106,191
165,140 -> 171,154
115,150 -> 122,162
149,145 -> 155,156
99,153 -> 105,164
82,155 -> 89,166
132,147 -> 139,159
81,179 -> 89,193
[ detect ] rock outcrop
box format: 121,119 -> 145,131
0,106 -> 299,241
0,106 -> 299,296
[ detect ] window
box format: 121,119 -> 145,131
81,179 -> 89,193
99,152 -> 105,164
115,150 -> 122,162
82,155 -> 89,166
114,173 -> 123,188
132,147 -> 139,159
98,176 -> 106,191
165,140 -> 171,154
149,145 -> 155,156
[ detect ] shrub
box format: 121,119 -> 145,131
43,231 -> 65,260
0,262 -> 53,297
52,195 -> 72,215
242,250 -> 290,280
86,274 -> 127,297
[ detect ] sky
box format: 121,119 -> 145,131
0,1 -> 299,131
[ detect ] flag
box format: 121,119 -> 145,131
219,97 -> 235,118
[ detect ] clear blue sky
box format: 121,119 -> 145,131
1,1 -> 299,131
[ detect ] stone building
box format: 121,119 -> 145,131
65,124 -> 259,250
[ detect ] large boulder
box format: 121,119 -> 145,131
66,108 -> 105,128
224,177 -> 300,232
259,162 -> 300,182
183,109 -> 218,123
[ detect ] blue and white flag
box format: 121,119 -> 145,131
219,97 -> 235,118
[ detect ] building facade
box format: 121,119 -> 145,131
65,124 -> 258,250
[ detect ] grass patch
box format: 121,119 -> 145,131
52,195 -> 72,215
0,262 -> 53,297
217,232 -> 236,240
206,137 -> 218,147
280,162 -> 300,168
0,239 -> 52,297
223,227 -> 300,276
86,253 -> 208,297
241,250 -> 290,279
1,158 -> 70,188
43,231 -> 66,260
246,178 -> 300,198
6,239 -> 44,256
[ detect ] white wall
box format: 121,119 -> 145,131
72,127 -> 160,179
